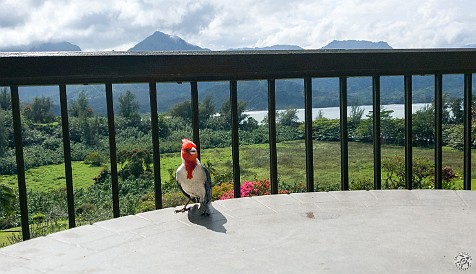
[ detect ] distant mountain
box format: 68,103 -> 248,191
322,40 -> 392,49
463,44 -> 476,48
228,45 -> 304,51
0,41 -> 81,52
128,31 -> 209,51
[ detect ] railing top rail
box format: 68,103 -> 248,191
1,49 -> 476,85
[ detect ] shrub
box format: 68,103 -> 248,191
350,178 -> 373,191
382,155 -> 433,189
212,182 -> 233,201
84,151 -> 106,166
163,192 -> 188,208
278,181 -> 306,193
218,179 -> 289,200
315,181 -> 340,192
0,183 -> 17,229
136,192 -> 190,212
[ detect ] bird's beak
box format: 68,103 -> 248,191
189,147 -> 197,155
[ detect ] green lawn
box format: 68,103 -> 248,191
0,162 -> 104,192
0,227 -> 21,248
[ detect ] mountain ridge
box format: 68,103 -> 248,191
0,41 -> 81,52
128,31 -> 209,51
321,40 -> 393,49
227,45 -> 304,51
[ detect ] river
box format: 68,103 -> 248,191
244,103 -> 430,123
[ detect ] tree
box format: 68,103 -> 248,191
349,105 -> 364,125
169,100 -> 192,122
354,109 -> 404,145
219,100 -> 248,128
412,105 -> 434,146
199,96 -> 216,122
118,90 -> 140,124
118,149 -> 152,180
448,97 -> 463,124
23,96 -> 55,123
70,91 -> 92,118
0,110 -> 8,156
0,88 -> 11,111
277,109 -> 299,127
81,115 -> 99,146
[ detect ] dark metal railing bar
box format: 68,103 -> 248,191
404,75 -> 413,190
149,82 -> 162,209
434,74 -> 443,189
267,79 -> 278,194
105,83 -> 120,217
3,50 -> 476,85
372,76 -> 382,190
339,77 -> 349,191
59,85 -> 75,228
190,82 -> 201,157
230,80 -> 241,198
10,85 -> 30,240
464,74 -> 472,190
304,78 -> 314,192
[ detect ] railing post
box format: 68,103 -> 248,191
190,82 -> 200,157
434,74 -> 443,189
10,85 -> 30,241
149,82 -> 162,209
105,83 -> 120,217
372,76 -> 382,190
464,74 -> 472,190
230,81 -> 241,198
268,80 -> 278,194
59,85 -> 75,228
340,77 -> 349,190
304,78 -> 314,192
404,75 -> 413,190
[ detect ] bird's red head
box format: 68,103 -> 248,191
181,138 -> 198,163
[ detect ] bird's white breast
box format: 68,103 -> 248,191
176,163 -> 207,200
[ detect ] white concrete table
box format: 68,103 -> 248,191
1,190 -> 475,273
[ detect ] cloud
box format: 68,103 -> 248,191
0,0 -> 475,51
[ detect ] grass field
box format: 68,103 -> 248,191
0,162 -> 105,192
1,141 -> 475,192
202,141 -> 476,188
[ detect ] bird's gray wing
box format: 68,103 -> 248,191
202,166 -> 212,205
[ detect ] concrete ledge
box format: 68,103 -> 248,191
1,190 -> 475,273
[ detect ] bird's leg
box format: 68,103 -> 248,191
175,198 -> 192,213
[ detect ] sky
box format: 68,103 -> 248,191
1,0 -> 475,51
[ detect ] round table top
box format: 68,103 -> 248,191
1,189 -> 475,273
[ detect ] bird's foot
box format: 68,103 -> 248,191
175,206 -> 190,213
199,204 -> 211,216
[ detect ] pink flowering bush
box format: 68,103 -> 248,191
217,179 -> 289,200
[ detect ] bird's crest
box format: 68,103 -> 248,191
182,138 -> 196,150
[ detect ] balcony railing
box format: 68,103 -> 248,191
1,49 -> 475,241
